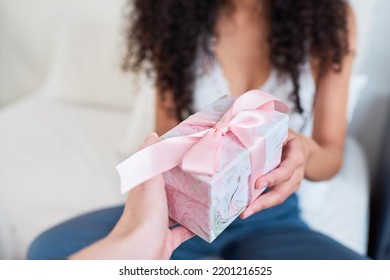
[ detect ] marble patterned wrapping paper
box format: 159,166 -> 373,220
162,95 -> 289,242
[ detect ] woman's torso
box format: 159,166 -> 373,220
192,47 -> 316,135
192,11 -> 316,134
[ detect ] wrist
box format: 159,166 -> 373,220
107,221 -> 165,259
293,133 -> 311,161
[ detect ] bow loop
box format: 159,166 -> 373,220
229,110 -> 272,128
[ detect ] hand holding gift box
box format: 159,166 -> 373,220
117,90 -> 290,242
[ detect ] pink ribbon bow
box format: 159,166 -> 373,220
117,90 -> 289,194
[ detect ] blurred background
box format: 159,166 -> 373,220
0,0 -> 389,259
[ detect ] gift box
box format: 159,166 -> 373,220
116,90 -> 290,242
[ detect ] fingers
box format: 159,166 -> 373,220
255,136 -> 304,189
241,171 -> 302,219
287,129 -> 299,140
139,132 -> 160,150
170,226 -> 195,251
255,165 -> 293,189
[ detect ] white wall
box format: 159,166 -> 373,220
349,0 -> 390,179
0,0 -> 126,105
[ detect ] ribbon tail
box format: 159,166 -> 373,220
231,127 -> 267,204
182,129 -> 223,176
117,137 -> 199,193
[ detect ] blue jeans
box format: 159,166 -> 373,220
27,194 -> 367,260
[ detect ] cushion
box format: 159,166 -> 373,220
40,17 -> 137,110
0,95 -> 129,258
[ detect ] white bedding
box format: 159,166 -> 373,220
298,137 -> 370,255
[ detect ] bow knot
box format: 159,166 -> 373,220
214,121 -> 230,135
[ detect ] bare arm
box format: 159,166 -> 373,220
242,5 -> 357,217
299,4 -> 357,181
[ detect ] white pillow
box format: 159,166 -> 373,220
40,17 -> 137,109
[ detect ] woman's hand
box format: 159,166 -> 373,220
70,133 -> 194,260
240,130 -> 310,219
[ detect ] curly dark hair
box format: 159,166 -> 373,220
123,0 -> 349,120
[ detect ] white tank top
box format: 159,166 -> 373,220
192,49 -> 316,135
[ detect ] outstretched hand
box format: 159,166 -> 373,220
114,132 -> 194,259
70,133 -> 193,260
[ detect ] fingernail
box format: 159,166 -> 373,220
256,181 -> 267,189
255,180 -> 264,189
243,210 -> 253,219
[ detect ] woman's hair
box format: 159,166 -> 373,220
123,0 -> 349,120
